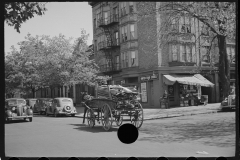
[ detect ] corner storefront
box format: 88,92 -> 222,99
162,74 -> 215,107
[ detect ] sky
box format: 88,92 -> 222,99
4,2 -> 93,53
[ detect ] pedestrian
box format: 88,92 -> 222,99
162,90 -> 169,109
82,91 -> 89,124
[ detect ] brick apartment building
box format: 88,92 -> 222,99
89,2 -> 236,108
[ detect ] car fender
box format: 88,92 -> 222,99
27,108 -> 33,115
5,110 -> 12,117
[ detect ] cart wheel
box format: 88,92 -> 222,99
101,103 -> 113,131
86,108 -> 95,128
115,111 -> 123,126
132,103 -> 144,129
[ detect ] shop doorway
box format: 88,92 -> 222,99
201,87 -> 212,103
149,81 -> 154,106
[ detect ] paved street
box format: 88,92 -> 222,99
5,111 -> 235,157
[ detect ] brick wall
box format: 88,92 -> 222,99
137,2 -> 158,69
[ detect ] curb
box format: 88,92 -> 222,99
144,110 -> 219,120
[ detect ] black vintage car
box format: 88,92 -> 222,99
5,98 -> 33,123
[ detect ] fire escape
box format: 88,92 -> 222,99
98,2 -> 121,75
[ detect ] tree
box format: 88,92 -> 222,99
138,2 -> 236,99
4,2 -> 47,33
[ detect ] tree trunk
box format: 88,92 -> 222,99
32,88 -> 35,98
217,35 -> 230,100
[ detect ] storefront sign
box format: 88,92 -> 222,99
141,74 -> 158,81
141,82 -> 147,102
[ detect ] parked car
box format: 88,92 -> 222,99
34,98 -> 53,115
26,98 -> 37,109
219,95 -> 236,111
5,98 -> 33,123
46,98 -> 77,117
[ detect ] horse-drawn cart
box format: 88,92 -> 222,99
82,85 -> 144,131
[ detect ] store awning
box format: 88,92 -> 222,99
163,74 -> 214,87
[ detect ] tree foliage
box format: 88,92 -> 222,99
5,30 -> 109,97
4,2 -> 47,33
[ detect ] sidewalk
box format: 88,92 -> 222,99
74,103 -> 221,120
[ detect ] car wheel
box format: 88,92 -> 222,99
29,117 -> 32,122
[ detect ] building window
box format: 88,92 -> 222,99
125,51 -> 129,67
93,19 -> 96,31
121,52 -> 129,68
104,12 -> 109,25
95,40 -> 97,52
171,17 -> 179,32
227,46 -> 235,63
130,24 -> 135,40
180,45 -> 186,62
129,2 -> 134,13
201,24 -> 210,36
115,31 -> 119,45
115,55 -> 120,70
96,9 -> 102,27
113,7 -> 118,21
180,16 -> 191,33
186,45 -> 192,62
121,25 -> 128,42
171,44 -> 178,61
180,44 -> 192,62
121,52 -> 125,68
130,51 -> 138,67
120,2 -> 127,17
201,46 -> 210,63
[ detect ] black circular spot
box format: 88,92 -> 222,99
67,157 -> 79,160
38,157 -> 49,160
186,157 -> 197,160
8,157 -> 19,160
157,157 -> 168,160
215,157 -> 227,160
117,123 -> 138,144
127,157 -> 138,160
97,157 -> 108,160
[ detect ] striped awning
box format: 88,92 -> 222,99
163,74 -> 214,87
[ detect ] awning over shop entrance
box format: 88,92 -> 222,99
163,74 -> 214,87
